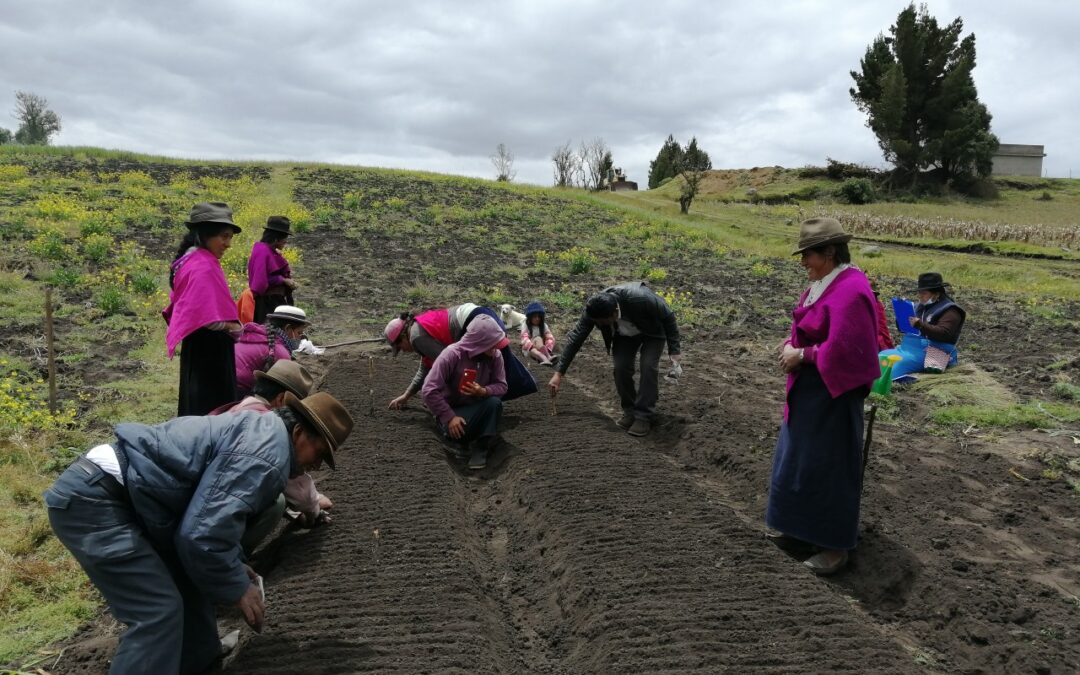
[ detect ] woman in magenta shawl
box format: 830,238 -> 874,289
163,202 -> 243,416
247,216 -> 296,324
766,218 -> 881,576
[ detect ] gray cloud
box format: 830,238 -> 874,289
1,0 -> 1076,184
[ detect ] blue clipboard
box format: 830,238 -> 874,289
892,298 -> 921,336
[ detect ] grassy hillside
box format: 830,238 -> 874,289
0,147 -> 1077,664
611,168 -> 1079,300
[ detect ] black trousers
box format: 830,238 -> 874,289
178,328 -> 236,416
611,334 -> 665,420
253,292 -> 291,324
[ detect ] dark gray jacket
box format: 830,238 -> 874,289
556,282 -> 681,374
114,412 -> 291,604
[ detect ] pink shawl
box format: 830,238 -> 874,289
162,248 -> 238,357
785,267 -> 880,419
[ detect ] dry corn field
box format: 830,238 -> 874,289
826,211 -> 1080,248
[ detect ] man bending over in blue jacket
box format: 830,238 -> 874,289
44,392 -> 354,674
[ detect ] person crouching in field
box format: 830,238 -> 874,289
422,314 -> 509,470
234,304 -> 311,398
45,393 -> 353,674
211,360 -> 336,541
520,300 -> 558,366
163,202 -> 243,416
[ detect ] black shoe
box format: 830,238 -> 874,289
627,418 -> 650,437
616,413 -> 635,430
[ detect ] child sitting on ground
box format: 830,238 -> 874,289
520,301 -> 557,366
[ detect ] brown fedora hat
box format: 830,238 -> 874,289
186,202 -> 242,234
791,217 -> 852,255
284,392 -> 354,470
254,360 -> 314,398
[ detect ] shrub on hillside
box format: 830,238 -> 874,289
837,178 -> 876,205
825,158 -> 879,181
82,233 -> 113,263
28,228 -> 76,261
95,286 -> 129,316
951,175 -> 999,199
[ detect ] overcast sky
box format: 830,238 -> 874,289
1,1 -> 1076,184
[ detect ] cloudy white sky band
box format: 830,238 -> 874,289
1,1 -> 1076,184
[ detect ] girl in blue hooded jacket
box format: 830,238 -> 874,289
519,301 -> 558,366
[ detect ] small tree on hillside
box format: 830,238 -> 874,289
0,128 -> 12,145
648,134 -> 683,188
850,3 -> 998,185
13,91 -> 61,145
491,143 -> 516,182
580,138 -> 613,191
674,137 -> 712,214
552,141 -> 577,188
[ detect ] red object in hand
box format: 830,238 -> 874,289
459,368 -> 478,393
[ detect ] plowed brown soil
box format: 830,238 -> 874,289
37,166 -> 1079,674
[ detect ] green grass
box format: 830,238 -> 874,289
586,191 -> 1080,300
929,402 -> 1080,429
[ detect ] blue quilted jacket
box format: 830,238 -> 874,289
114,411 -> 291,603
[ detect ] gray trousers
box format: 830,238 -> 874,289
45,461 -> 221,675
611,334 -> 665,420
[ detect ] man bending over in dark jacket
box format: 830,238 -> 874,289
44,392 -> 353,674
549,281 -> 681,437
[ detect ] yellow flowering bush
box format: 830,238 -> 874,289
0,363 -> 76,433
34,195 -> 85,222
659,289 -> 701,326
0,164 -> 29,181
557,246 -> 599,274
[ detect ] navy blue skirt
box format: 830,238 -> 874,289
766,366 -> 867,550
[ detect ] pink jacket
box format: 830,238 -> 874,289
247,241 -> 291,295
422,315 -> 508,424
163,247 -> 238,357
520,323 -> 555,352
785,267 -> 881,420
234,323 -> 292,395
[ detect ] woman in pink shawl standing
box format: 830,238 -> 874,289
163,202 -> 243,416
766,218 -> 881,576
247,216 -> 296,324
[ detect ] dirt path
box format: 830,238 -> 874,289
226,353 -> 917,673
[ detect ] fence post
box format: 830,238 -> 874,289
45,288 -> 57,414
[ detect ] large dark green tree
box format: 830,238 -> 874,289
850,4 -> 998,183
681,137 -> 712,172
648,135 -> 683,188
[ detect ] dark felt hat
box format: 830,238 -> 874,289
791,217 -> 851,255
284,391 -> 354,470
186,202 -> 241,233
906,272 -> 951,293
264,216 -> 291,235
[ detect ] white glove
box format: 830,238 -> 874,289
666,361 -> 683,382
